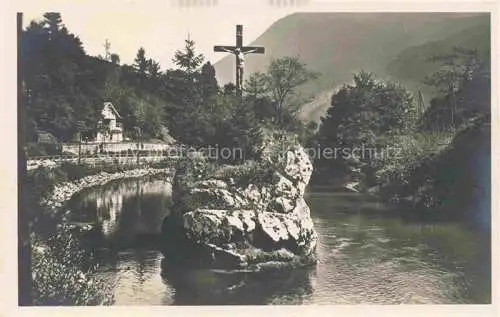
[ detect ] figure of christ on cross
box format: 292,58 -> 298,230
214,24 -> 265,97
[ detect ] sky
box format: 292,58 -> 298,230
19,0 -> 494,71
20,0 -> 316,70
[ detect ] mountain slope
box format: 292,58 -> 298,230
386,21 -> 490,100
300,19 -> 491,123
214,12 -> 490,122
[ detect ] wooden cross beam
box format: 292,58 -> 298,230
214,24 -> 265,97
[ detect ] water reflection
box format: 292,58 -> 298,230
305,192 -> 491,304
95,250 -> 175,305
68,178 -> 172,249
69,181 -> 490,305
160,260 -> 314,305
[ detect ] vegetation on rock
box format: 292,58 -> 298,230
162,130 -> 317,270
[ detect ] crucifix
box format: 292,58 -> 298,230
214,25 -> 265,98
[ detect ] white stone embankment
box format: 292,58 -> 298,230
40,167 -> 174,211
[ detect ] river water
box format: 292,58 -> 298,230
67,178 -> 491,305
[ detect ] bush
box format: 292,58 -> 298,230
150,158 -> 175,169
60,162 -> 89,181
26,143 -> 47,157
213,160 -> 277,188
374,131 -> 453,190
373,114 -> 490,220
31,229 -> 114,305
28,166 -> 69,197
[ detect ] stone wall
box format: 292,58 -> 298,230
40,167 -> 174,212
62,142 -> 174,155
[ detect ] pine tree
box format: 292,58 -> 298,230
42,12 -> 63,40
167,38 -> 207,145
133,47 -> 148,74
172,38 -> 204,75
147,58 -> 161,78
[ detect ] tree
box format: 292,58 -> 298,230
172,38 -> 204,75
165,39 -> 212,145
133,97 -> 165,139
133,47 -> 148,74
110,53 -> 120,65
241,57 -> 317,126
223,82 -> 236,96
18,13 -> 33,306
425,47 -> 483,130
265,56 -> 318,123
199,62 -> 219,96
324,71 -> 416,141
316,71 -> 416,185
42,12 -> 63,40
242,73 -> 274,124
197,62 -> 219,113
244,72 -> 268,99
147,58 -> 161,78
103,39 -> 111,61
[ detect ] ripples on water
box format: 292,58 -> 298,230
67,180 -> 491,305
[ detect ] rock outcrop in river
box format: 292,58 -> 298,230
161,131 -> 317,270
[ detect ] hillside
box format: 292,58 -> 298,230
214,12 -> 490,122
386,21 -> 490,100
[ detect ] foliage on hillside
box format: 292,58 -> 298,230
22,13 -> 316,158
386,20 -> 490,99
22,13 -> 167,142
376,114 -> 490,222
418,47 -> 490,131
314,45 -> 490,220
314,71 -> 418,186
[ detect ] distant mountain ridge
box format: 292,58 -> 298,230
213,12 -> 490,122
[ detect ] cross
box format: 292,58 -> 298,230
214,25 -> 265,98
